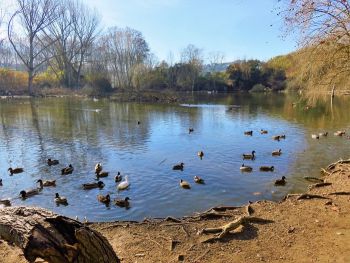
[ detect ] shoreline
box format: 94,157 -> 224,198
1,159 -> 350,262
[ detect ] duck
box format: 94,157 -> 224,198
115,172 -> 122,182
244,130 -> 253,136
8,167 -> 24,175
197,151 -> 204,159
260,129 -> 268,134
37,179 -> 56,188
279,135 -> 286,139
47,158 -> 59,166
311,134 -> 319,139
260,166 -> 274,172
274,176 -> 286,186
97,194 -> 111,205
96,171 -> 109,178
194,176 -> 204,184
180,179 -> 191,189
272,135 -> 281,141
114,197 -> 130,207
61,164 -> 74,175
173,162 -> 184,170
55,193 -> 68,205
0,179 -> 2,186
272,149 -> 282,156
0,199 -> 11,206
319,132 -> 328,137
334,131 -> 345,136
189,128 -> 194,134
95,163 -> 103,174
242,151 -> 255,160
137,121 -> 141,125
20,189 -> 40,199
240,164 -> 253,172
117,176 -> 130,190
83,181 -> 105,190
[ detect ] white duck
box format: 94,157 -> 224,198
117,176 -> 130,190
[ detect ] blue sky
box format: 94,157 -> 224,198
86,0 -> 297,63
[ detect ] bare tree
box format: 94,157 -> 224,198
208,51 -> 225,90
180,44 -> 203,93
8,0 -> 58,94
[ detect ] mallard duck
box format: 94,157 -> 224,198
95,163 -> 102,174
37,179 -> 56,188
272,149 -> 282,156
272,135 -> 281,141
240,164 -> 253,172
274,176 -> 286,186
194,176 -> 204,184
319,132 -> 328,137
8,167 -> 24,175
96,171 -> 109,178
260,129 -> 268,134
189,128 -> 194,134
173,162 -> 184,170
114,197 -> 130,207
47,158 -> 59,166
20,189 -> 40,199
61,164 -> 73,175
0,199 -> 11,206
55,193 -> 68,205
117,176 -> 130,190
180,179 -> 191,189
260,166 -> 274,172
115,172 -> 122,182
83,180 -> 105,190
242,151 -> 255,160
97,194 -> 111,204
334,131 -> 345,136
311,134 -> 319,139
197,151 -> 204,159
244,130 -> 253,136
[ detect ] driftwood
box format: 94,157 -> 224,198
0,207 -> 119,263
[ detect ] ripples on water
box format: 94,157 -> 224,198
0,94 -> 349,221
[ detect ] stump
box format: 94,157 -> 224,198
0,207 -> 119,263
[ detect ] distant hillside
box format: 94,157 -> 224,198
202,62 -> 232,73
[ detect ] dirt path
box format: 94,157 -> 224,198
2,160 -> 350,263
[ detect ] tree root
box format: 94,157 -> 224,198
328,192 -> 350,196
308,182 -> 332,189
326,159 -> 350,170
284,193 -> 331,201
304,176 -> 324,183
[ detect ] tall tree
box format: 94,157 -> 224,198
8,0 -> 58,94
180,44 -> 203,93
208,51 -> 225,90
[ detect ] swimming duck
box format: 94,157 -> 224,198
272,135 -> 281,141
260,166 -> 274,172
96,171 -> 109,178
114,197 -> 130,207
242,151 -> 255,160
319,132 -> 328,137
334,131 -> 345,136
47,158 -> 59,166
272,149 -> 282,156
279,135 -> 286,139
244,130 -> 253,136
189,128 -> 194,134
83,180 -> 105,190
95,163 -> 103,174
180,179 -> 191,189
61,164 -> 73,175
137,121 -> 141,125
97,194 -> 111,205
173,162 -> 184,170
240,164 -> 253,172
117,176 -> 130,190
274,176 -> 286,186
20,189 -> 40,199
115,172 -> 122,182
194,176 -> 204,184
55,193 -> 68,205
197,151 -> 204,159
260,129 -> 268,134
37,179 -> 56,188
311,134 -> 319,139
0,199 -> 11,206
8,167 -> 24,175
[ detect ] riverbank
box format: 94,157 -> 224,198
1,159 -> 350,262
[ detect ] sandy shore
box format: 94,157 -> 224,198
1,159 -> 350,263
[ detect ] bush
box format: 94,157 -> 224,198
84,75 -> 113,96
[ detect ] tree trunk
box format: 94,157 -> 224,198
28,69 -> 34,96
0,207 -> 120,263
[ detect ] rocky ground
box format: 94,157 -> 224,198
1,159 -> 350,263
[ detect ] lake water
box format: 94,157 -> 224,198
0,93 -> 349,221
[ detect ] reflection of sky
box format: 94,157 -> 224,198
0,95 -> 349,221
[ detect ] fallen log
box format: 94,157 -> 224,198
0,207 -> 119,263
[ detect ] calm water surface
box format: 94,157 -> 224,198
0,94 -> 349,221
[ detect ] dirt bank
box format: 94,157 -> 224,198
1,159 -> 350,263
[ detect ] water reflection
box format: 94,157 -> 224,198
0,94 -> 349,221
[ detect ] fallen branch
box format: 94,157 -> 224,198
297,194 -> 331,200
308,182 -> 332,190
303,176 -> 324,183
328,192 -> 350,196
